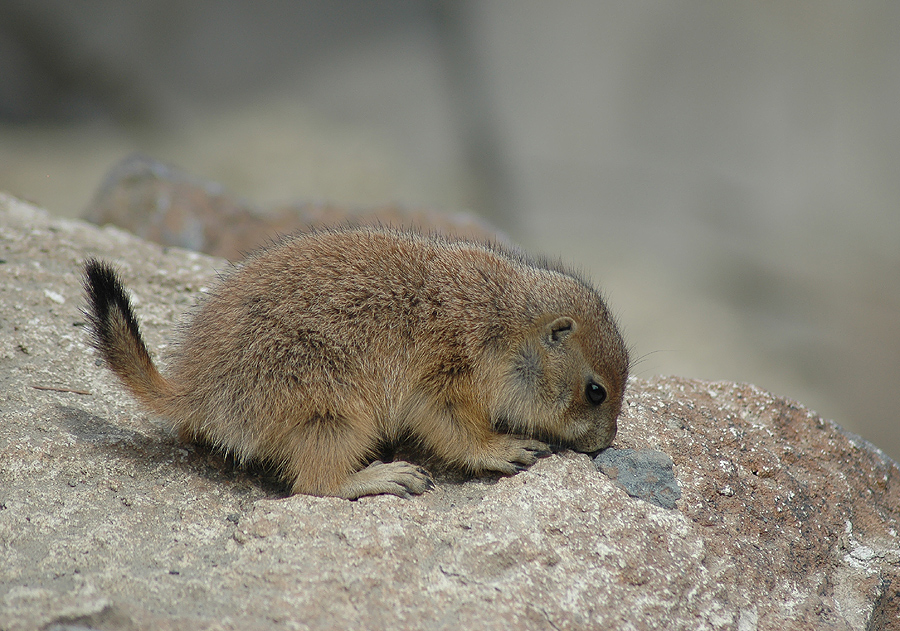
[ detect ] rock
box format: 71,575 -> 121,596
594,448 -> 682,509
1,193 -> 898,630
83,155 -> 508,260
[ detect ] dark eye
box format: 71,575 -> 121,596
585,381 -> 607,406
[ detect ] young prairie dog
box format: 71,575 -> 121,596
83,227 -> 629,499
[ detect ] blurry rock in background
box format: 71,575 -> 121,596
84,155 -> 507,260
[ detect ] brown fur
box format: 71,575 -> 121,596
83,227 -> 629,499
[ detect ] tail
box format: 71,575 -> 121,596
82,259 -> 175,413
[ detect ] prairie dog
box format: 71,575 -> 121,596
83,228 -> 629,499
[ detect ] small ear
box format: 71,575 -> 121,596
544,316 -> 577,346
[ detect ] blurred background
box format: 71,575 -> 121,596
1,1 -> 897,461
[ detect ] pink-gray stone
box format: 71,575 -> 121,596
1,193 -> 898,630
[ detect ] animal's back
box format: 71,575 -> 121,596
164,230 -> 528,457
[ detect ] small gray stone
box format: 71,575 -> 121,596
594,448 -> 682,509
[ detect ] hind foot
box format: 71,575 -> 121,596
335,460 -> 434,500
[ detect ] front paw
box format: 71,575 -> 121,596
509,438 -> 552,466
479,437 -> 552,475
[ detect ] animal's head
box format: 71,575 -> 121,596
495,306 -> 629,452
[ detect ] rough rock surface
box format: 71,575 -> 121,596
83,155 -> 508,260
1,193 -> 898,630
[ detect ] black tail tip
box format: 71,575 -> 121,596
82,259 -> 142,347
84,258 -> 124,316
